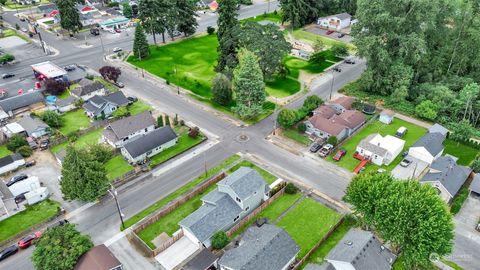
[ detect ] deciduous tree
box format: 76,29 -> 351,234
57,0 -> 82,34
44,78 -> 68,96
449,119 -> 474,142
7,134 -> 27,151
415,100 -> 439,121
330,43 -> 348,58
99,66 -> 121,83
122,2 -> 133,19
277,108 -> 297,128
211,231 -> 229,249
303,95 -> 324,111
212,73 -> 233,106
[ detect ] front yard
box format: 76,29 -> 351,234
0,145 -> 12,158
58,109 -> 91,136
105,155 -> 134,181
128,100 -> 152,115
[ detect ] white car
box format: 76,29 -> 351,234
113,47 -> 122,53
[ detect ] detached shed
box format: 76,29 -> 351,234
379,109 -> 395,124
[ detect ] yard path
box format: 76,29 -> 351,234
273,195 -> 305,224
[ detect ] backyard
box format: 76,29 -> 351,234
51,128 -> 103,154
443,139 -> 478,166
0,145 -> 12,158
58,109 -> 91,136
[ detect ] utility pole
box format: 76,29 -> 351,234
273,97 -> 278,135
329,69 -> 336,101
109,185 -> 125,229
203,151 -> 208,177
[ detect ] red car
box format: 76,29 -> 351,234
18,231 -> 42,249
333,149 -> 347,161
326,30 -> 335,35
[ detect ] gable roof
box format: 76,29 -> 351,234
71,79 -> 104,97
183,248 -> 218,270
217,167 -> 267,200
122,126 -> 177,159
0,91 -> 44,113
428,123 -> 448,137
326,229 -> 396,270
218,224 -> 299,270
334,110 -> 365,129
0,154 -> 24,168
331,12 -> 352,20
104,91 -> 129,106
74,244 -> 122,270
331,96 -> 354,110
17,115 -> 48,135
103,111 -> 155,142
358,134 -> 405,156
56,96 -> 76,107
304,263 -> 335,270
308,114 -> 347,136
84,91 -> 129,114
411,132 -> 445,157
470,174 -> 480,194
421,156 -> 472,197
313,105 -> 336,119
380,109 -> 395,117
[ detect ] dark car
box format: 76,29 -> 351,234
14,192 -> 28,204
333,149 -> 347,161
64,65 -> 76,72
344,59 -> 356,64
6,174 -> 28,187
400,158 -> 412,167
0,245 -> 18,261
326,30 -> 335,35
337,33 -> 345,38
90,27 -> 100,36
333,66 -> 342,72
48,219 -> 69,229
309,143 -> 322,153
18,231 -> 42,249
2,73 -> 15,79
25,160 -> 36,167
127,96 -> 138,103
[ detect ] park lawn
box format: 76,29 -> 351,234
277,198 -> 342,259
58,109 -> 91,136
51,128 -> 103,154
0,145 -> 12,158
149,132 -> 206,168
128,100 -> 152,115
327,118 -> 427,172
283,128 -> 311,146
123,155 -> 241,229
227,159 -> 278,184
105,155 -> 134,181
0,200 -> 60,243
443,139 -> 478,166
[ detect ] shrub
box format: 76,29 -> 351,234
211,231 -> 228,249
41,110 -> 63,128
85,74 -> 94,80
107,2 -> 119,7
207,26 -> 215,35
7,135 -> 27,151
327,136 -> 338,146
17,145 -> 33,157
303,95 -> 323,111
285,183 -> 298,194
165,116 -> 170,126
157,116 -> 164,127
166,80 -> 170,85
112,106 -> 130,119
74,99 -> 84,108
0,53 -> 15,64
179,120 -> 185,126
297,122 -> 306,133
188,127 -> 200,138
173,114 -> 179,126
277,108 -> 297,129
15,23 -> 20,30
415,100 -> 438,121
472,159 -> 480,173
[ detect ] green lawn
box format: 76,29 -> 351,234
450,186 -> 469,215
1,29 -> 31,43
443,139 -> 478,166
327,118 -> 427,172
0,145 -> 12,158
227,160 -> 278,184
241,11 -> 282,24
292,29 -> 355,51
277,198 -> 342,259
51,128 -> 103,154
5,0 -> 49,9
58,109 -> 91,136
128,101 -> 152,115
94,77 -> 118,92
283,128 -> 311,146
0,200 -> 60,243
105,155 -> 134,181
123,155 -> 241,229
149,132 -> 205,168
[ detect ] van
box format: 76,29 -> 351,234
395,126 -> 408,138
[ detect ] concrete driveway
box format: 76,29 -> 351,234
391,156 -> 428,180
155,235 -> 199,270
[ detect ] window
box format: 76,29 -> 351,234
236,197 -> 241,203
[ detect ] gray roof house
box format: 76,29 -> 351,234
0,153 -> 25,175
180,167 -> 268,248
71,79 -> 106,100
311,229 -> 396,270
218,224 -> 300,270
83,91 -> 129,119
421,156 -> 472,204
428,123 -> 449,137
53,96 -> 77,113
408,132 -> 446,164
17,115 -> 50,139
182,248 -> 218,270
470,174 -> 480,196
0,91 -> 44,116
120,126 -> 178,164
103,111 -> 155,148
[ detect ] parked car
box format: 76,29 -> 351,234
21,28 -> 27,33
333,66 -> 342,72
337,33 -> 345,38
332,149 -> 347,161
48,219 -> 69,229
309,142 -> 322,153
14,192 -> 28,204
39,139 -> 49,150
395,126 -> 408,138
90,27 -> 100,36
344,59 -> 356,64
400,158 -> 412,167
0,245 -> 18,261
127,96 -> 138,103
18,231 -> 42,249
115,81 -> 125,88
25,160 -> 36,167
172,30 -> 182,37
6,174 -> 28,187
64,65 -> 76,72
113,47 -> 122,53
2,73 -> 15,79
326,30 -> 335,35
319,144 -> 334,157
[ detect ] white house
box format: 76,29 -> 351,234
408,132 -> 445,165
379,109 -> 395,124
120,126 -> 178,164
8,176 -> 40,197
2,122 -> 26,138
356,134 -> 405,166
317,13 -> 352,30
0,154 -> 25,175
102,111 -> 155,148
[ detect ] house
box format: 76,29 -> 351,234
330,96 -> 355,114
99,16 -> 130,31
421,156 -> 472,204
428,123 -> 449,137
317,13 -> 352,30
379,109 -> 395,124
75,244 -> 123,270
71,78 -> 106,100
306,109 -> 365,141
408,132 -> 445,165
217,224 -> 300,270
309,229 -> 396,270
356,134 -> 405,166
120,126 -> 178,164
0,91 -> 45,117
53,96 -> 77,113
179,167 -> 268,248
182,249 -> 218,270
102,111 -> 155,148
83,91 -> 130,119
2,122 -> 26,138
0,154 -> 25,175
470,174 -> 480,196
17,115 -> 50,139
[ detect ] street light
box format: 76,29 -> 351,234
109,185 -> 125,229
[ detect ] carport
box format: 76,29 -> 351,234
391,156 -> 429,180
155,235 -> 199,270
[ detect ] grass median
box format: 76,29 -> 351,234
149,132 -> 206,168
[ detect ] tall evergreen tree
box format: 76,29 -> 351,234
176,0 -> 198,37
56,0 -> 82,34
122,2 -> 133,19
138,0 -> 161,44
232,49 -> 266,118
133,24 -> 150,60
279,0 -> 317,28
216,0 -> 240,75
212,73 -> 233,106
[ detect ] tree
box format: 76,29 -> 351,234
57,0 -> 82,34
212,73 -> 233,106
44,78 -> 68,96
122,2 -> 133,18
60,146 -> 109,202
326,136 -> 338,146
471,158 -> 480,173
32,224 -> 93,270
303,95 -> 324,111
112,106 -> 130,119
344,173 -> 454,268
138,0 -> 163,44
7,134 -> 27,151
232,49 -> 266,119
41,110 -> 63,128
308,51 -> 326,65
99,66 -> 121,83
449,119 -> 474,142
0,53 -> 15,64
285,183 -> 298,194
165,115 -> 170,126
313,39 -> 325,53
277,108 -> 297,129
157,116 -> 164,127
216,0 -> 240,74
176,0 -> 198,37
211,231 -> 229,249
132,24 -> 149,60
87,144 -> 113,163
17,145 -> 32,157
279,0 -> 318,28
415,100 -> 439,121
330,43 -> 349,57
207,26 -> 215,35
239,22 -> 291,78
0,0 -> 7,5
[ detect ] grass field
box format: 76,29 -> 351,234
292,29 -> 355,51
58,110 -> 91,136
0,145 -> 12,158
327,118 -> 427,172
149,132 -> 205,168
51,128 -> 103,154
283,128 -> 311,146
1,29 -> 31,43
443,139 -> 478,166
105,155 -> 134,181
94,77 -> 118,93
128,101 -> 152,115
4,0 -> 49,9
123,155 -> 241,229
227,160 -> 278,184
0,200 -> 59,243
241,11 -> 282,24
277,198 -> 342,259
